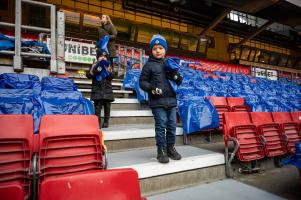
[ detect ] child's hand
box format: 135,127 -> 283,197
151,87 -> 163,96
108,66 -> 113,73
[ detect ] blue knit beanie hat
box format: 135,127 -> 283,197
150,34 -> 167,50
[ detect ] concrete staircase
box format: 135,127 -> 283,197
72,76 -> 227,198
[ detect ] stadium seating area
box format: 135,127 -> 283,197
0,73 -> 146,199
0,114 -> 145,200
123,58 -> 301,135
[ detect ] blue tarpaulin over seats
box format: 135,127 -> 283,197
41,77 -> 94,115
41,76 -> 77,91
0,73 -> 95,133
41,90 -> 87,115
0,73 -> 41,93
0,89 -> 43,133
177,96 -> 219,134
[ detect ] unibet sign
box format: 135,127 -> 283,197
47,38 -> 97,64
65,40 -> 97,64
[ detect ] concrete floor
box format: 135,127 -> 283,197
196,141 -> 301,200
236,165 -> 301,200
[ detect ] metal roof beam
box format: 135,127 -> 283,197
199,8 -> 231,36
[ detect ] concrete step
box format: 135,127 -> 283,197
101,110 -> 154,125
79,88 -> 133,98
103,124 -> 183,152
147,179 -> 285,200
74,79 -> 123,90
107,145 -> 225,196
111,98 -> 148,110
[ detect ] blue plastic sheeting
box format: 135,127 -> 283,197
164,57 -> 181,92
178,97 -> 219,134
282,142 -> 301,169
94,60 -> 111,81
41,90 -> 86,115
41,76 -> 77,91
0,73 -> 41,93
0,34 -> 50,54
0,89 -> 43,133
22,40 -> 50,54
134,81 -> 148,102
97,35 -> 109,54
0,34 -> 14,50
123,69 -> 141,89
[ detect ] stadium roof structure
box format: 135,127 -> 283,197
123,0 -> 301,51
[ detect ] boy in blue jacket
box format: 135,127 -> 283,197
139,34 -> 182,163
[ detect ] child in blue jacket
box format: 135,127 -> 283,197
139,34 -> 182,163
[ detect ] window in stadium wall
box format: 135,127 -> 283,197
286,57 -> 296,68
240,47 -> 250,60
130,25 -> 137,42
254,50 -> 261,62
235,47 -> 241,60
180,34 -> 198,51
64,10 -> 80,33
278,55 -> 288,67
248,49 -> 256,61
114,19 -> 131,41
259,51 -> 270,64
170,31 -> 180,49
83,14 -> 99,35
137,25 -> 158,44
269,52 -> 280,66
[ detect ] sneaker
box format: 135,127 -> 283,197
167,145 -> 182,160
157,146 -> 169,164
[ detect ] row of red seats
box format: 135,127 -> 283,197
223,112 -> 301,163
208,97 -> 249,129
0,115 -> 145,200
189,60 -> 250,75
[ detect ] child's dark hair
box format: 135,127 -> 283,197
96,49 -> 109,59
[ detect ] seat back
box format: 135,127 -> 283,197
250,112 -> 273,126
208,96 -> 228,106
223,112 -> 264,161
39,169 -> 144,200
39,115 -> 103,180
271,112 -> 293,124
290,112 -> 301,124
0,115 -> 34,199
272,112 -> 301,153
250,112 -> 286,157
226,97 -> 245,107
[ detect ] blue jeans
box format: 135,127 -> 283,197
151,107 -> 177,147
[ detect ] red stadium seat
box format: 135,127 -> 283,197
290,112 -> 301,129
271,112 -> 301,153
0,115 -> 34,200
38,115 -> 104,180
208,96 -> 231,129
223,112 -> 264,162
226,97 -> 249,112
39,169 -> 145,200
250,112 -> 287,157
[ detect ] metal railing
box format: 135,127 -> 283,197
0,0 -> 58,72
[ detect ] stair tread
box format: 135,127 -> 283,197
103,125 -> 183,140
108,146 -> 224,179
